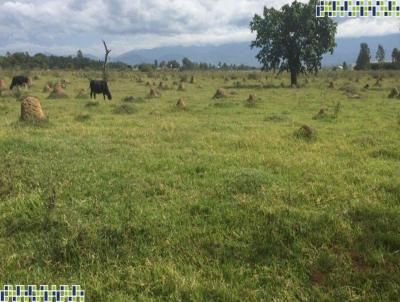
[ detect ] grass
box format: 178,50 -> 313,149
0,69 -> 399,301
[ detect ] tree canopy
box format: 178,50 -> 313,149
392,48 -> 400,63
250,0 -> 337,86
355,43 -> 371,70
376,44 -> 385,63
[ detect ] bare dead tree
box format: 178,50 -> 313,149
102,40 -> 111,81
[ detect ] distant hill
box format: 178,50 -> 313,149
114,43 -> 259,66
83,54 -> 100,61
115,34 -> 400,67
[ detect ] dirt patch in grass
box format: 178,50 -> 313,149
113,104 -> 137,115
75,113 -> 91,122
264,113 -> 290,123
85,101 -> 99,108
371,149 -> 400,161
310,269 -> 326,285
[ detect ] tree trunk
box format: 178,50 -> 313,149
102,41 -> 111,82
290,70 -> 298,87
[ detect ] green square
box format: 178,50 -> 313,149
341,12 -> 345,16
389,12 -> 392,16
377,12 -> 380,16
397,12 -> 400,16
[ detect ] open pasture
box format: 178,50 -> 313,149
0,69 -> 399,301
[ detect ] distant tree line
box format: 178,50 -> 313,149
355,43 -> 400,70
0,50 -> 130,70
0,51 -> 258,71
136,57 -> 257,72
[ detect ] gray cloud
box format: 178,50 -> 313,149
0,0 -> 397,56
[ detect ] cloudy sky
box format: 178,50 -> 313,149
0,0 -> 398,56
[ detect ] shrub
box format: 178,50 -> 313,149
294,125 -> 316,141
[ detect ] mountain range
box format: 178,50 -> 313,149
110,33 -> 400,67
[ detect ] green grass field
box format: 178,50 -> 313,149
0,69 -> 399,301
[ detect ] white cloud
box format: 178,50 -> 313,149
337,18 -> 400,38
0,0 -> 397,56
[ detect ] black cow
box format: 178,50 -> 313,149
10,76 -> 31,90
90,80 -> 112,100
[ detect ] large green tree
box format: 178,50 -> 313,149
355,43 -> 371,70
250,0 -> 337,86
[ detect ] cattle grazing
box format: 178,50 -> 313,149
10,76 -> 32,90
90,80 -> 112,100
